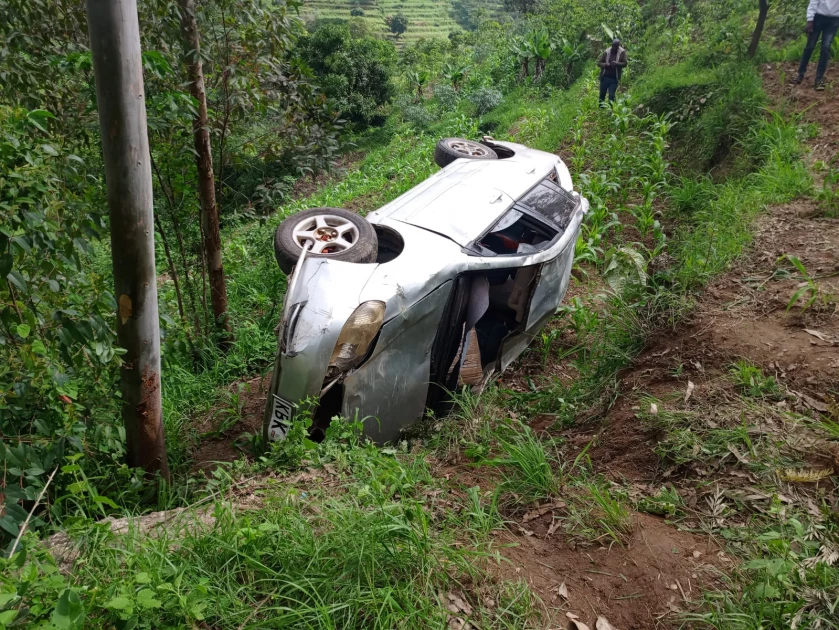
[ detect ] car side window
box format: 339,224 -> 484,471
518,178 -> 578,229
475,208 -> 557,256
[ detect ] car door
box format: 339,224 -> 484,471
515,178 -> 580,330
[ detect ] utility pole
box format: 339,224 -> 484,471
178,0 -> 232,343
86,0 -> 171,481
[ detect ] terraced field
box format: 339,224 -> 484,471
301,0 -> 506,45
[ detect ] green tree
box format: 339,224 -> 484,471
510,35 -> 532,80
386,13 -> 409,38
504,0 -> 540,15
527,28 -> 553,82
0,106 -> 121,544
299,24 -> 397,128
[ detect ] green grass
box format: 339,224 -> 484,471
3,425 -> 541,629
483,422 -> 561,506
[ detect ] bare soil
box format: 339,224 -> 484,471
190,374 -> 269,473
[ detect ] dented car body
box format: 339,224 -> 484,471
265,140 -> 589,443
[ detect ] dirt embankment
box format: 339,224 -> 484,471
489,64 -> 839,629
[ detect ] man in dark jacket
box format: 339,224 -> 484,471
793,0 -> 839,90
598,39 -> 627,104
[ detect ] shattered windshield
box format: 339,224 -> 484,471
518,179 -> 578,229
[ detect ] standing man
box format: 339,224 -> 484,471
598,39 -> 627,104
794,0 -> 839,90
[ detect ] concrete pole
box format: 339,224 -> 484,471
86,0 -> 171,481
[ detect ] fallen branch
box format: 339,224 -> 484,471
9,466 -> 58,557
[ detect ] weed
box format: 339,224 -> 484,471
586,481 -> 633,542
207,381 -> 251,437
483,422 -> 560,505
461,486 -> 504,538
816,156 -> 839,217
781,255 -> 837,313
638,486 -> 684,517
730,360 -> 781,399
561,474 -> 633,544
557,297 -> 599,338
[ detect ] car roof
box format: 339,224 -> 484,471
367,143 -> 560,247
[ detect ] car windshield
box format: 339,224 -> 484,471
518,179 -> 578,229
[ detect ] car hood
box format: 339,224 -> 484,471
367,146 -> 559,247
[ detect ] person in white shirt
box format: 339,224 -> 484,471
794,0 -> 839,90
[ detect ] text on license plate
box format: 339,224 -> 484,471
268,394 -> 293,441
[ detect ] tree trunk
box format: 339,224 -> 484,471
86,0 -> 170,481
747,0 -> 769,59
153,213 -> 185,323
520,57 -> 530,80
178,0 -> 232,343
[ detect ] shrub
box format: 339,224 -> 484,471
469,87 -> 503,115
403,104 -> 434,128
434,84 -> 460,111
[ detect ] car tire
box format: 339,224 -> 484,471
273,207 -> 378,275
434,137 -> 498,168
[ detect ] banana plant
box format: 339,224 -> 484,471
407,69 -> 430,102
555,37 -> 584,86
526,29 -> 553,83
509,36 -> 531,81
442,62 -> 469,91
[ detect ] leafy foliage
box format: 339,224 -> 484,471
386,13 -> 409,37
468,86 -> 503,114
0,106 -> 124,544
298,25 -> 397,128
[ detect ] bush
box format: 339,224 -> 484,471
403,104 -> 434,128
434,84 -> 460,111
469,87 -> 503,115
299,25 -> 397,129
0,107 -> 124,545
350,7 -> 364,16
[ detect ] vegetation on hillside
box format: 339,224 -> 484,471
2,0 -> 839,627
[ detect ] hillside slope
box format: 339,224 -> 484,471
301,0 -> 506,45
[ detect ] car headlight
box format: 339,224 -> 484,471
328,300 -> 386,373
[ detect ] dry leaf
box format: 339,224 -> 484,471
727,444 -> 750,464
596,617 -> 618,630
799,392 -> 829,413
566,612 -> 592,630
446,592 -> 473,616
547,518 -> 562,536
779,468 -> 834,483
650,403 -> 658,415
556,580 -> 569,599
684,380 -> 695,403
523,500 -> 566,523
804,329 -> 829,342
448,617 -> 471,630
692,550 -> 702,558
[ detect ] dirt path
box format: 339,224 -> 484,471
486,63 -> 839,629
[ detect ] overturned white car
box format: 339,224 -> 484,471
265,137 -> 588,443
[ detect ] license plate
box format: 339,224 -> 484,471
268,394 -> 293,441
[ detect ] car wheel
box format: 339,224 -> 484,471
434,137 -> 498,168
273,207 -> 378,275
